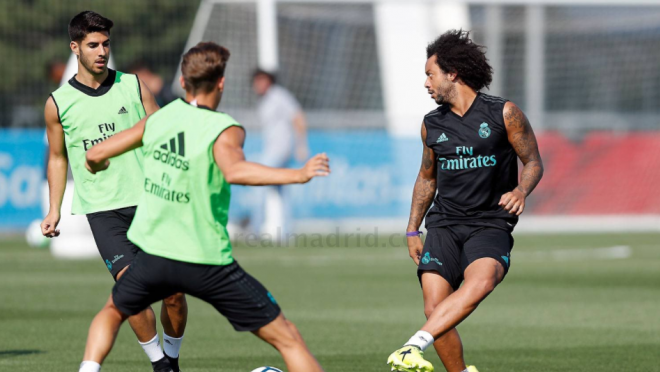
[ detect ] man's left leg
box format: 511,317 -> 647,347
388,258 -> 505,372
422,257 -> 505,338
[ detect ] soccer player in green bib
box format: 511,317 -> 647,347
40,11 -> 188,372
78,42 -> 329,372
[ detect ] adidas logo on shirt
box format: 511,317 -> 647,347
153,131 -> 189,171
118,107 -> 128,114
437,133 -> 449,143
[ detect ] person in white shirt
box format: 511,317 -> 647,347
251,69 -> 310,239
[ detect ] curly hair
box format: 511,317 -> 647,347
426,29 -> 493,91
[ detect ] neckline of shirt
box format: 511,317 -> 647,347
68,69 -> 117,97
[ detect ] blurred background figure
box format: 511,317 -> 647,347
250,69 -> 309,239
127,60 -> 176,107
46,59 -> 67,86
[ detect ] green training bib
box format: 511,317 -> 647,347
50,69 -> 146,214
128,99 -> 240,265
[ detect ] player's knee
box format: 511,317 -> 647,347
163,292 -> 186,309
105,299 -> 129,321
423,303 -> 437,319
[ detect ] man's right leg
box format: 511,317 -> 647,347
159,293 -> 188,372
80,295 -> 171,372
81,251 -> 178,372
422,271 -> 466,372
81,300 -> 168,372
81,295 -> 129,368
252,314 -> 324,372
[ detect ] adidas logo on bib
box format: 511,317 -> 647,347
118,106 -> 128,114
437,133 -> 449,143
153,131 -> 189,171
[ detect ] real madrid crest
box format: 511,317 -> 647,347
479,122 -> 491,138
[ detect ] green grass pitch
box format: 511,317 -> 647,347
1,233 -> 659,371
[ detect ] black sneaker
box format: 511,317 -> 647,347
165,355 -> 180,372
151,356 -> 174,372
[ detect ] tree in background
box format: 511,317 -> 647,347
0,0 -> 199,127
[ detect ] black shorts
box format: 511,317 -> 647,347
417,225 -> 514,290
87,206 -> 140,279
112,250 -> 282,332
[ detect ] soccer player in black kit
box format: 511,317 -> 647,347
387,30 -> 544,372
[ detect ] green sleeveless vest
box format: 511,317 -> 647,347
127,99 -> 240,265
50,69 -> 146,214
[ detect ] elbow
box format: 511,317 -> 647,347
223,171 -> 241,185
417,171 -> 436,184
220,160 -> 251,185
49,152 -> 68,165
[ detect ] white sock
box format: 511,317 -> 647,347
138,334 -> 165,362
163,333 -> 184,358
461,369 -> 469,372
79,361 -> 101,372
404,330 -> 435,351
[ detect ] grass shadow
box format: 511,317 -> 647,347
0,350 -> 45,359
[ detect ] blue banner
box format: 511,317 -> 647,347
230,130 -> 420,221
0,129 -> 46,230
0,129 -> 421,230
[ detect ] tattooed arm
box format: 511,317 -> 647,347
499,101 -> 544,216
406,121 -> 437,265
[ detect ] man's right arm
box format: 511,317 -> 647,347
406,121 -> 437,265
41,97 -> 67,238
213,126 -> 329,185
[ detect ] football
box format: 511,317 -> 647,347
250,367 -> 283,372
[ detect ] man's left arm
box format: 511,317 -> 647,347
139,78 -> 160,115
499,101 -> 544,216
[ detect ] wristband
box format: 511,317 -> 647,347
406,231 -> 423,237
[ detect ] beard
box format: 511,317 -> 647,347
80,52 -> 107,76
434,83 -> 456,105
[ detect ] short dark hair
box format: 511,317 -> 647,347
426,29 -> 493,91
252,68 -> 276,84
181,42 -> 231,94
68,11 -> 114,43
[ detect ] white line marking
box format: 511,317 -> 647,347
515,245 -> 632,262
